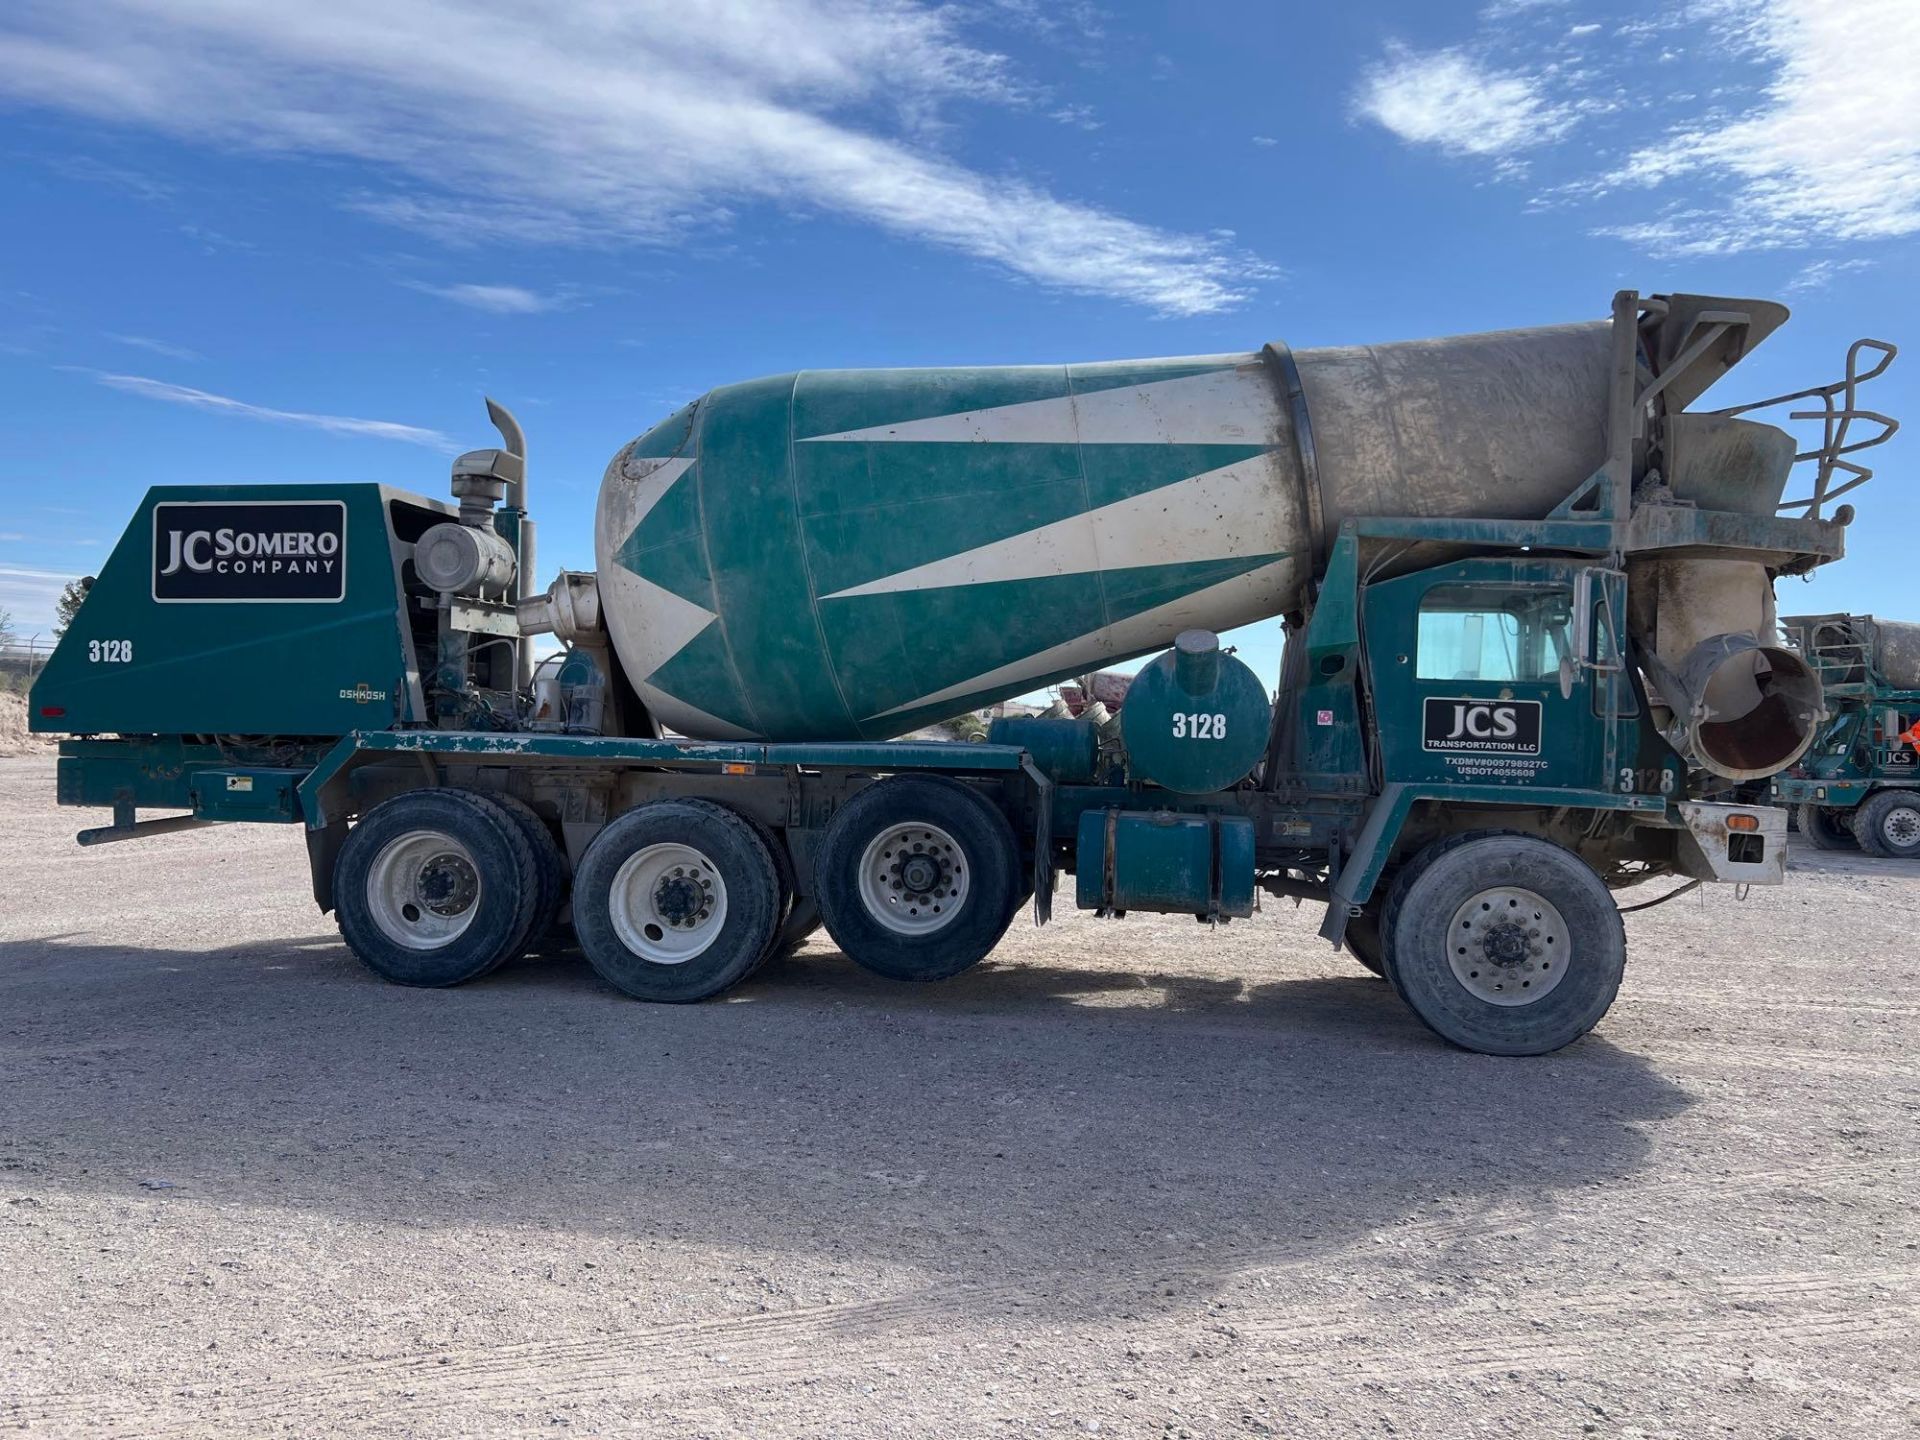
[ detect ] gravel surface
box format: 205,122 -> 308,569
1,754 -> 1914,1437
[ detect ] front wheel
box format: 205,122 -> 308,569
1796,803 -> 1858,852
1382,834 -> 1624,1056
1853,790 -> 1920,859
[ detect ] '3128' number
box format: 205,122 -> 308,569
1172,712 -> 1228,740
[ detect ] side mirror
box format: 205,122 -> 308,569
1573,566 -> 1626,675
1573,568 -> 1595,666
1559,649 -> 1576,701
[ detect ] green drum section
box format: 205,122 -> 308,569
1120,631 -> 1271,794
593,355 -> 1304,742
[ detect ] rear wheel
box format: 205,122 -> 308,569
573,799 -> 781,1002
335,789 -> 538,987
736,811 -> 797,971
486,793 -> 571,949
1382,833 -> 1624,1056
1796,803 -> 1858,851
772,896 -> 824,957
1853,790 -> 1920,859
815,776 -> 1020,981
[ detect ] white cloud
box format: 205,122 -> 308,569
0,564 -> 80,634
0,1 -> 1258,315
106,333 -> 201,361
1568,23 -> 1602,38
408,282 -> 562,314
979,0 -> 1106,45
83,372 -> 457,451
1783,257 -> 1874,294
1480,0 -> 1569,19
1598,0 -> 1920,255
1354,45 -> 1577,159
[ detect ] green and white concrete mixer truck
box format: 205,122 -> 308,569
30,291 -> 1899,1054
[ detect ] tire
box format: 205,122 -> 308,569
573,798 -> 781,1003
486,793 -> 571,949
772,896 -> 823,957
1343,909 -> 1386,978
335,788 -> 539,987
1375,847 -> 1454,1001
1796,803 -> 1858,851
1382,833 -> 1625,1057
950,782 -> 1027,926
815,776 -> 1020,982
733,810 -> 796,971
1852,790 -> 1920,859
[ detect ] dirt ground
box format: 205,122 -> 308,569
0,693 -> 56,758
0,754 -> 1914,1438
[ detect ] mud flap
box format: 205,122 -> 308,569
1319,783 -> 1413,943
306,819 -> 348,913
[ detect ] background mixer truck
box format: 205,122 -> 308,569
1775,612 -> 1920,858
28,291 -> 1898,1055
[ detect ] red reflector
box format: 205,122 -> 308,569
39,707 -> 65,718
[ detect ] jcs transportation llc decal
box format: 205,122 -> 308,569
1421,698 -> 1543,755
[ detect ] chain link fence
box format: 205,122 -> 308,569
0,636 -> 57,696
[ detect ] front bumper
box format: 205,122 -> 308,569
1674,801 -> 1787,885
1769,775 -> 1870,809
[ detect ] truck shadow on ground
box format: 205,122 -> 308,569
0,931 -> 1693,1320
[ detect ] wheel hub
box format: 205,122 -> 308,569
1446,885 -> 1571,1007
609,843 -> 729,964
858,823 -> 970,936
1480,920 -> 1534,968
653,868 -> 713,928
367,829 -> 484,951
415,853 -> 479,917
893,848 -> 948,897
1885,805 -> 1920,845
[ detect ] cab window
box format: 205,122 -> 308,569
1416,583 -> 1572,683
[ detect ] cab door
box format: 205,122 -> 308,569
1364,559 -> 1604,794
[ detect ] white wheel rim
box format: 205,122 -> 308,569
367,829 -> 482,951
1883,804 -> 1920,847
1446,885 -> 1571,1007
858,822 -> 969,936
609,843 -> 729,965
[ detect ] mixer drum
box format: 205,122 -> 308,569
594,319 -> 1633,740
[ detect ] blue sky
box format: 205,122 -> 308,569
1,0 -> 1914,691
